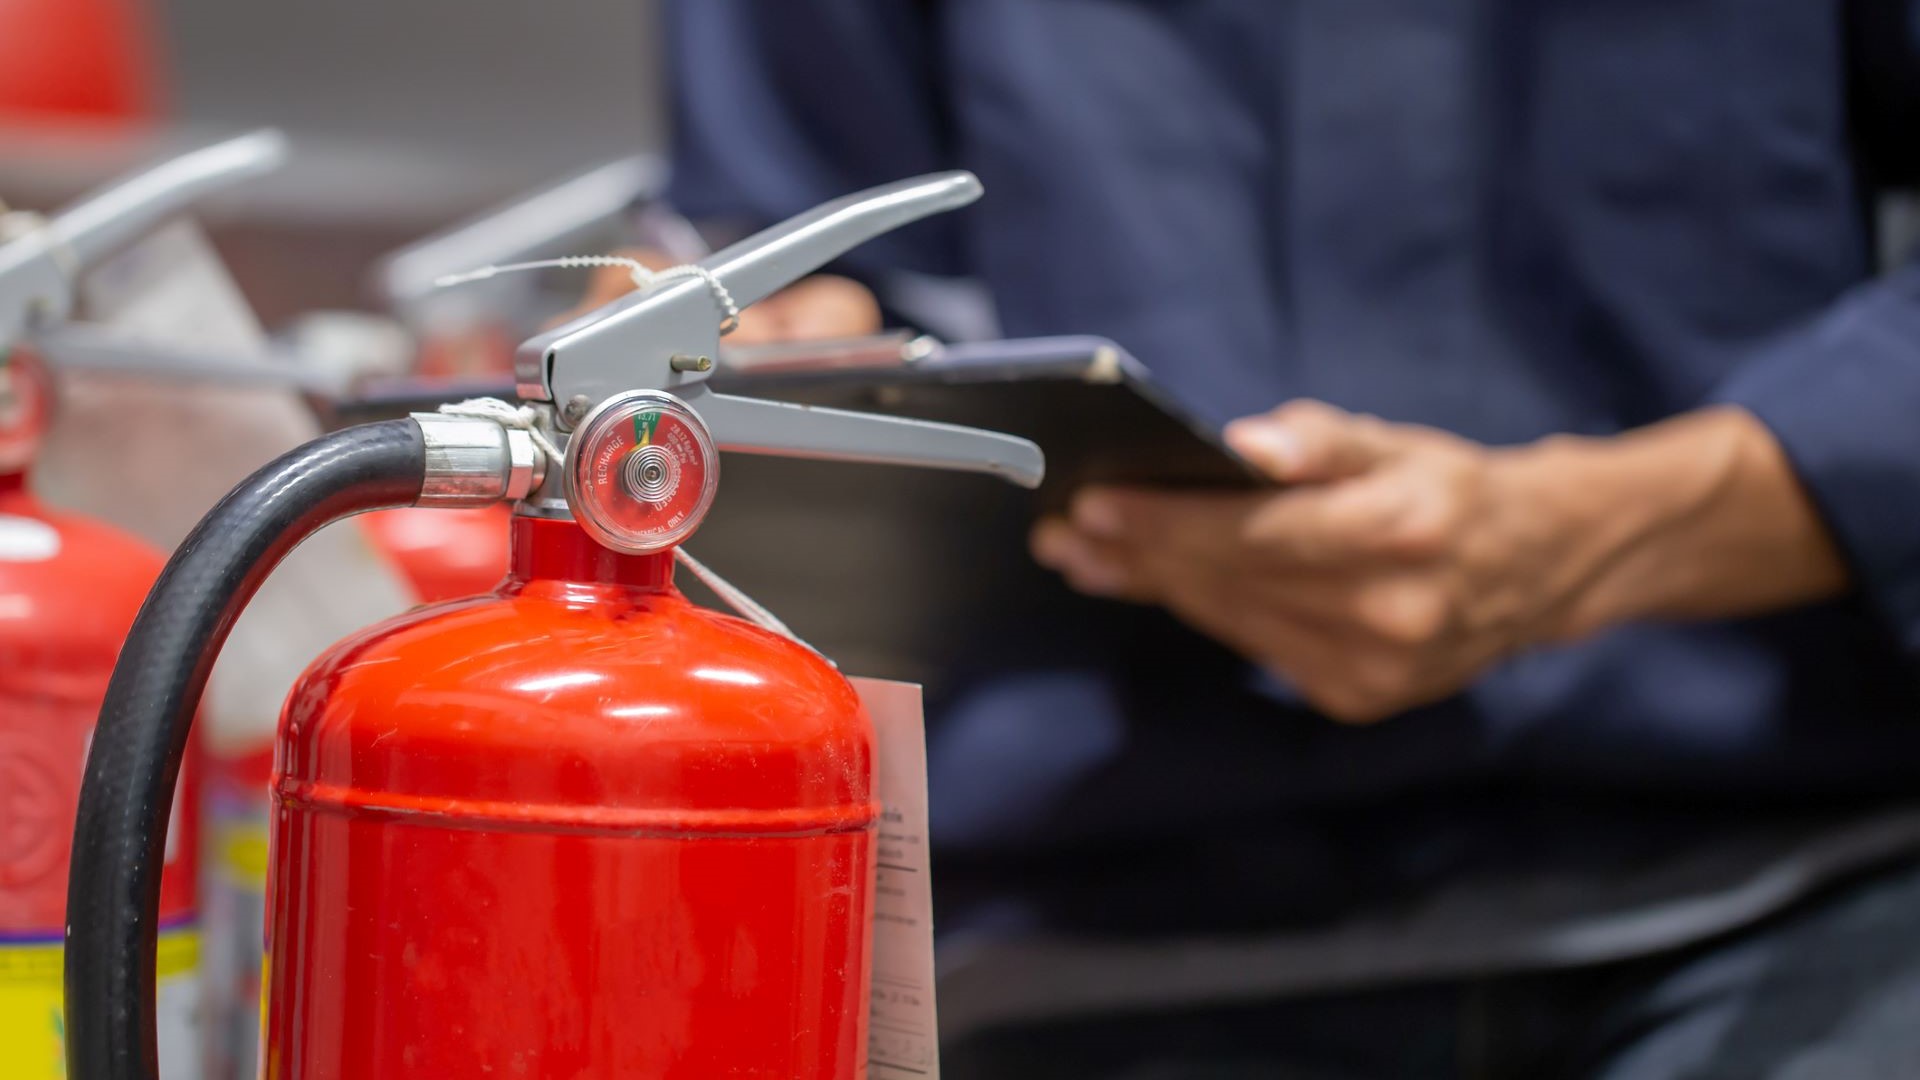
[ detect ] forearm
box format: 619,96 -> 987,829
1509,406 -> 1850,642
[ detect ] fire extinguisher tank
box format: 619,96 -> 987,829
264,514 -> 878,1079
0,474 -> 199,935
0,351 -> 200,1078
0,472 -> 188,930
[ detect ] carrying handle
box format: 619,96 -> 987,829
0,129 -> 288,342
697,170 -> 980,312
517,170 -> 1039,488
518,171 -> 979,409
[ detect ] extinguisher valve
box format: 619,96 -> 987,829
413,412 -> 547,506
513,171 -> 1045,502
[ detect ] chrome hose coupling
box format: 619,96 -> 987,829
412,412 -> 547,506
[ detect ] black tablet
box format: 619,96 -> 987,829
710,334 -> 1263,512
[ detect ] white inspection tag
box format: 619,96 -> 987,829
854,676 -> 941,1078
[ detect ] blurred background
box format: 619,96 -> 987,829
10,0 -> 1920,326
0,0 -> 665,322
16,4 -> 1920,1077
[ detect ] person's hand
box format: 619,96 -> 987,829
557,247 -> 882,342
1032,401 -> 1562,721
1031,400 -> 1846,723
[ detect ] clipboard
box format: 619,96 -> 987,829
712,334 -> 1261,510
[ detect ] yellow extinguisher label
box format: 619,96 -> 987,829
215,818 -> 271,889
0,925 -> 200,1078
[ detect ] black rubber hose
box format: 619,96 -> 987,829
66,419 -> 426,1080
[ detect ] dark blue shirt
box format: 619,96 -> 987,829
665,0 -> 1920,937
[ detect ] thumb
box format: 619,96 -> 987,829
1225,400 -> 1402,483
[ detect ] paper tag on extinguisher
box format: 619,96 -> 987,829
853,677 -> 941,1078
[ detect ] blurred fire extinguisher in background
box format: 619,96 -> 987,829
0,132 -> 287,1078
0,349 -> 199,1077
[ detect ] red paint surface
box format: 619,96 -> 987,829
0,0 -> 159,123
264,514 -> 878,1078
359,504 -> 513,603
0,478 -> 195,934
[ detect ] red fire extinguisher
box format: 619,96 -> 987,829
0,348 -> 199,1078
66,171 -> 1041,1078
357,503 -> 513,601
0,132 -> 283,1078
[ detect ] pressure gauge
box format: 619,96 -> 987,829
564,390 -> 719,555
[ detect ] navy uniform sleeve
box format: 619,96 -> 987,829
1716,268 -> 1920,650
1715,0 -> 1920,650
660,0 -> 964,278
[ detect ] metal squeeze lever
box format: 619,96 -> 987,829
515,171 -> 1045,491
0,129 -> 289,348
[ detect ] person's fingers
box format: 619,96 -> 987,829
773,275 -> 884,339
1240,476 -> 1454,565
1030,517 -> 1159,601
1033,516 -> 1408,722
1253,569 -> 1456,648
1072,519 -> 1458,654
1225,399 -> 1405,484
721,304 -> 785,345
1070,474 -> 1436,571
1065,489 -> 1268,567
718,274 -> 883,344
1036,515 -> 1308,624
